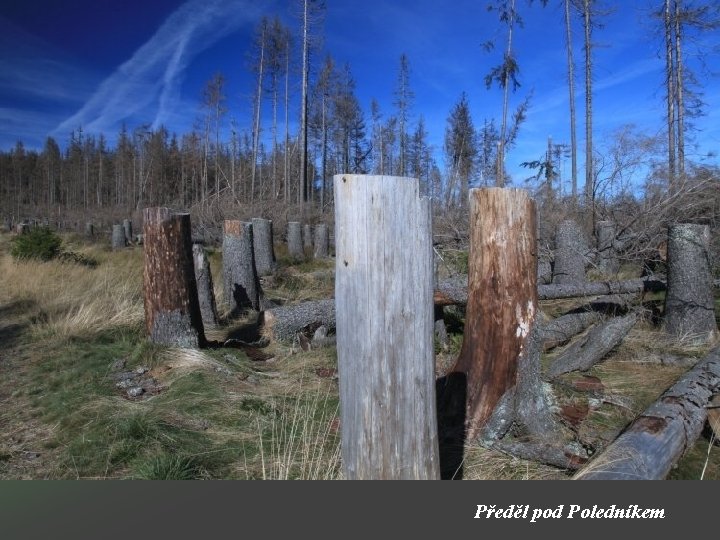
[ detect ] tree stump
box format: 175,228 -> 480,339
334,174 -> 439,480
84,222 -> 94,238
112,224 -> 126,249
553,219 -> 587,283
123,219 -> 133,245
251,218 -> 276,276
451,188 -> 539,440
287,221 -> 304,260
142,207 -> 205,348
15,223 -> 29,235
595,220 -> 619,274
664,223 -> 718,342
192,243 -> 219,329
313,223 -> 329,259
303,223 -> 313,250
222,220 -> 261,314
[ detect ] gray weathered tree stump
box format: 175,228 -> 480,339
335,174 -> 439,480
313,223 -> 329,259
595,220 -> 619,274
303,223 -> 313,250
553,219 -> 587,283
222,220 -> 261,314
664,223 -> 718,343
287,221 -> 304,260
142,207 -> 205,348
451,188 -> 540,440
85,222 -> 94,238
192,243 -> 219,329
251,218 -> 276,276
112,224 -> 126,249
15,223 -> 29,235
123,219 -> 133,245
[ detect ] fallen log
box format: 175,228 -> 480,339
544,313 -> 638,380
575,345 -> 720,480
260,299 -> 335,342
542,311 -> 604,351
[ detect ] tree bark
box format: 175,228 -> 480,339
334,174 -> 439,480
287,221 -> 304,260
222,220 -> 261,314
576,345 -> 720,480
545,313 -> 637,380
553,219 -> 587,283
260,299 -> 335,342
112,224 -> 126,249
595,220 -> 619,274
313,223 -> 329,259
664,223 -> 718,343
142,207 -> 205,348
123,218 -> 133,245
542,310 -> 604,351
251,217 -> 276,276
303,223 -> 313,250
192,243 -> 219,329
451,187 -> 538,440
84,222 -> 94,238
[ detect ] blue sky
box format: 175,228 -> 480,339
1,0 -> 718,189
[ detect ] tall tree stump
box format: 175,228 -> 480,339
553,219 -> 587,283
222,220 -> 261,314
451,188 -> 538,440
595,220 -> 619,274
334,174 -> 439,480
111,224 -> 126,249
123,219 -> 133,244
314,223 -> 329,259
142,207 -> 205,348
303,224 -> 313,250
287,221 -> 304,260
84,222 -> 94,238
192,243 -> 219,329
664,223 -> 717,342
251,218 -> 276,276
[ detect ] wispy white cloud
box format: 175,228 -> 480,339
54,0 -> 274,137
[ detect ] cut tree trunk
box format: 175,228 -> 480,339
287,221 -> 304,260
451,187 -> 539,440
16,223 -> 29,235
123,219 -> 133,245
142,207 -> 205,348
222,220 -> 261,314
542,310 -> 605,351
538,260 -> 553,285
260,299 -> 335,342
595,220 -> 619,274
85,222 -> 94,238
545,313 -> 638,380
553,219 -> 588,284
576,345 -> 720,480
664,223 -> 718,343
112,224 -> 126,249
251,218 -> 276,276
192,243 -> 219,329
313,223 -> 329,259
303,223 -> 313,250
334,174 -> 439,480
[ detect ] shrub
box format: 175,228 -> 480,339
10,227 -> 62,261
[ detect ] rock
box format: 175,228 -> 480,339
127,387 -> 144,398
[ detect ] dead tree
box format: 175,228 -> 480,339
192,243 -> 219,329
334,174 -> 439,480
450,188 -> 541,440
595,220 -> 619,274
553,219 -> 588,283
123,219 -> 133,245
313,223 -> 329,258
222,220 -> 261,314
142,207 -> 205,348
544,313 -> 638,380
111,224 -> 126,249
576,345 -> 720,480
251,217 -> 276,276
287,221 -> 304,259
664,223 -> 718,342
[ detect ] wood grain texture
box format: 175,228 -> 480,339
287,221 -> 304,259
142,207 -> 205,348
251,218 -> 276,276
334,174 -> 439,480
451,188 -> 538,440
222,220 -> 261,313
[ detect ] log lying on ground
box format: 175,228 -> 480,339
260,299 -> 335,342
575,345 -> 720,480
544,313 -> 638,380
542,311 -> 605,351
